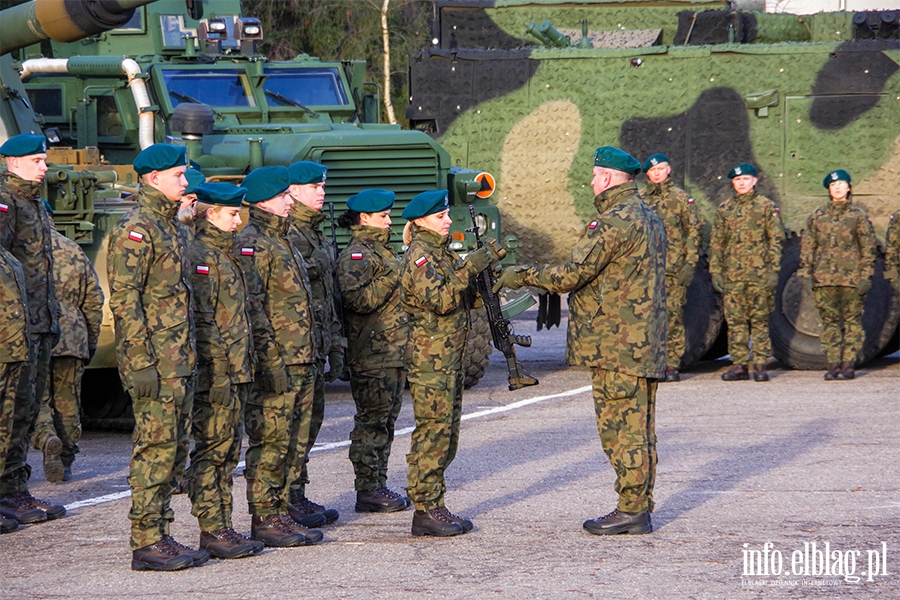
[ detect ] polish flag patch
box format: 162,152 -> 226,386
128,231 -> 144,242
688,198 -> 695,204
196,265 -> 210,274
774,207 -> 780,213
0,203 -> 8,212
351,252 -> 364,261
414,256 -> 428,267
588,221 -> 598,229
241,247 -> 254,256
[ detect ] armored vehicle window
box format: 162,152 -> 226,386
262,68 -> 349,107
162,69 -> 255,108
113,8 -> 145,33
160,15 -> 197,48
27,87 -> 63,119
96,96 -> 124,137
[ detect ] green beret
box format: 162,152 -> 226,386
643,153 -> 669,172
728,163 -> 757,178
288,161 -> 327,185
242,166 -> 291,204
184,169 -> 206,195
348,189 -> 395,214
0,133 -> 47,157
195,182 -> 247,207
401,190 -> 449,220
133,143 -> 188,176
593,146 -> 641,175
823,169 -> 851,188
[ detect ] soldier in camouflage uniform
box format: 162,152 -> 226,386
399,189 -> 495,537
0,246 -> 30,534
236,166 -> 323,548
886,210 -> 900,296
107,143 -> 203,571
495,146 -> 666,536
284,161 -> 344,526
336,189 -> 411,513
184,182 -> 264,559
798,170 -> 877,380
31,229 -> 103,483
709,163 -> 785,382
0,134 -> 66,527
641,153 -> 701,382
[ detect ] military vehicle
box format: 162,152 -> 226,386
2,0 -> 510,429
407,0 -> 900,370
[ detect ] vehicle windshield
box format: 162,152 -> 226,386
161,69 -> 255,108
263,68 -> 349,107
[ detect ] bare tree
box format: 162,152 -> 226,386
380,0 -> 397,123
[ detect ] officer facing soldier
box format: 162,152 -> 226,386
799,170 -> 876,380
709,163 -> 785,382
641,153 -> 701,382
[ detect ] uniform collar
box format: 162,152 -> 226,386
646,178 -> 672,196
594,181 -> 639,214
138,185 -> 181,220
351,224 -> 391,246
290,201 -> 326,228
411,224 -> 449,248
249,205 -> 289,235
827,198 -> 852,212
733,190 -> 758,203
194,218 -> 235,249
1,171 -> 42,200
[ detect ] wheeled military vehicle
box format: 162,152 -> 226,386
408,0 -> 900,370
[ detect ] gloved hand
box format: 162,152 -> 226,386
678,264 -> 695,287
484,238 -> 507,261
464,247 -> 493,275
131,365 -> 160,400
260,367 -> 289,395
209,380 -> 231,405
764,271 -> 779,292
492,266 -> 526,293
324,348 -> 345,383
857,278 -> 872,297
711,273 -> 724,294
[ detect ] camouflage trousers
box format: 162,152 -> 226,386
406,369 -> 464,511
31,356 -> 84,468
722,281 -> 774,367
186,383 -> 249,532
0,333 -> 52,497
591,368 -> 658,513
0,362 -> 27,478
289,359 -> 325,500
128,375 -> 194,550
349,367 -> 406,491
665,276 -> 687,368
814,286 -> 865,365
245,364 -> 315,516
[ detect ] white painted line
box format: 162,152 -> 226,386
64,384 -> 592,511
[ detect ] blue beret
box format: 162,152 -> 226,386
288,161 -> 327,185
133,143 -> 188,176
402,190 -> 449,220
728,163 -> 758,178
42,198 -> 54,215
195,182 -> 247,207
593,146 -> 641,175
243,166 -> 291,204
348,189 -> 395,214
823,169 -> 851,188
0,133 -> 47,157
184,169 -> 206,195
643,153 -> 670,172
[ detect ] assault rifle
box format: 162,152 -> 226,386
467,205 -> 539,391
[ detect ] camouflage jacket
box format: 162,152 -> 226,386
236,206 -> 315,368
0,247 -> 30,363
642,178 -> 701,276
798,199 -> 877,288
399,225 -> 476,374
189,219 -> 256,391
883,210 -> 900,282
709,190 -> 784,283
337,225 -> 410,371
107,186 -> 196,383
50,230 -> 103,360
0,172 -> 59,335
288,202 -> 343,360
522,182 -> 667,378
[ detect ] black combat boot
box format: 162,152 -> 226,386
435,506 -> 473,532
250,514 -> 308,547
663,366 -> 681,383
160,535 -> 210,566
411,509 -> 465,537
291,494 -> 339,524
721,364 -> 749,381
199,528 -> 258,559
131,541 -> 194,571
279,514 -> 324,544
752,364 -> 769,382
42,435 -> 64,483
837,362 -> 855,380
356,488 -> 411,513
0,492 -> 65,522
824,363 -> 840,381
583,509 -> 652,535
0,516 -> 19,534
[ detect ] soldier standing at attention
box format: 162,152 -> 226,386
107,143 -> 203,571
886,209 -> 900,296
641,153 -> 701,382
184,182 -> 264,559
399,190 -> 495,537
236,166 -> 324,548
709,163 -> 784,382
798,170 -> 876,380
494,146 -> 666,536
31,227 -> 104,483
284,161 -> 344,527
336,189 -> 412,513
0,133 -> 66,527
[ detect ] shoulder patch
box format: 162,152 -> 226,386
774,207 -> 780,213
688,198 -> 695,204
867,217 -> 872,224
241,247 -> 254,256
414,256 -> 428,268
350,252 -> 364,261
128,231 -> 145,242
891,214 -> 895,221
0,203 -> 8,212
588,221 -> 598,230
196,265 -> 210,275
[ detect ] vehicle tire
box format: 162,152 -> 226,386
463,306 -> 493,389
680,256 -> 726,368
770,235 -> 900,370
81,368 -> 135,432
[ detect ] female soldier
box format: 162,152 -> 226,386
185,182 -> 264,559
798,170 -> 877,380
398,190 -> 494,537
336,189 -> 411,514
